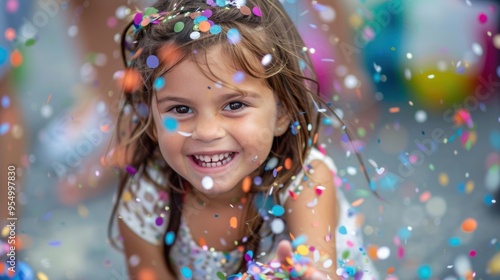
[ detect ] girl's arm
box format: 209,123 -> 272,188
118,219 -> 175,280
284,160 -> 340,279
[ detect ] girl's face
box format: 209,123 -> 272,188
151,45 -> 289,197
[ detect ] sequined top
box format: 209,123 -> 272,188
117,148 -> 380,279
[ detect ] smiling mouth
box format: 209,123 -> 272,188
191,152 -> 236,168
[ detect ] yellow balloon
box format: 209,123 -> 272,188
488,251 -> 500,275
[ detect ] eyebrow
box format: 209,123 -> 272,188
156,91 -> 263,104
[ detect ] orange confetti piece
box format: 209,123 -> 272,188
138,267 -> 157,280
284,158 -> 292,170
387,266 -> 395,274
313,132 -> 318,144
10,49 -> 23,67
389,107 -> 400,113
229,216 -> 238,228
242,176 -> 252,193
276,166 -> 283,172
367,245 -> 378,260
351,198 -> 364,207
461,218 -> 477,233
46,94 -> 52,104
199,21 -> 211,32
198,237 -> 206,247
118,69 -> 142,92
419,191 -> 431,202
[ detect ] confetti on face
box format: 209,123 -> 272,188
0,123 -> 10,136
201,176 -> 214,190
177,131 -> 192,137
1,96 -> 9,108
163,117 -> 178,132
229,216 -> 238,228
154,76 -> 165,90
232,71 -> 245,83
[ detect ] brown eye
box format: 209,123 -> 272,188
224,102 -> 244,111
173,105 -> 192,114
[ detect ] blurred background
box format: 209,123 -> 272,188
0,0 -> 499,279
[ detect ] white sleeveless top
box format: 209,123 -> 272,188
117,148 -> 380,279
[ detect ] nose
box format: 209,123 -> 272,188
190,114 -> 226,142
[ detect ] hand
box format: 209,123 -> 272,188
275,240 -> 328,280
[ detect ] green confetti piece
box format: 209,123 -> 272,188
342,249 -> 350,259
216,271 -> 225,280
25,38 -> 36,47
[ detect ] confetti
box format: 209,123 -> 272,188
202,176 -> 214,190
460,218 -> 477,233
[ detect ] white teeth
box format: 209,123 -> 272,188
193,152 -> 234,166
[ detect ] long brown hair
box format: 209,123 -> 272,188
108,0 -> 365,277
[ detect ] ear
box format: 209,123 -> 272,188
274,107 -> 290,137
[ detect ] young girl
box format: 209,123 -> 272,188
109,0 -> 380,279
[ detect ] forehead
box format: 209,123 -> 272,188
158,44 -> 269,93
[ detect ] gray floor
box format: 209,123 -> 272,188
12,5 -> 500,280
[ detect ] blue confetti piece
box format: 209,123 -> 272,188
0,123 -> 10,136
227,28 -> 241,44
163,117 -> 178,132
165,231 -> 175,245
338,225 -> 347,235
193,15 -> 208,24
181,266 -> 192,279
154,76 -> 165,90
210,24 -> 222,34
417,265 -> 432,279
1,95 -> 10,108
232,71 -> 245,83
48,240 -> 61,247
398,227 -> 411,240
0,47 -> 7,66
271,205 -> 285,217
448,237 -> 461,247
484,194 -> 494,206
146,55 -> 159,68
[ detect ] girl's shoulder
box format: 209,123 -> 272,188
117,167 -> 169,245
279,147 -> 337,203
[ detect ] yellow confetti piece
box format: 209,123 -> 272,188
351,198 -> 364,207
1,225 -> 9,237
488,251 -> 500,275
78,205 -> 89,218
37,272 -> 49,280
122,191 -> 132,202
296,244 -> 309,255
439,173 -> 449,186
465,180 -> 474,194
229,216 -> 238,229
